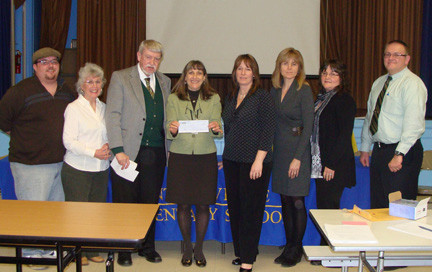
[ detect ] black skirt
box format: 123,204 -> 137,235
166,152 -> 218,205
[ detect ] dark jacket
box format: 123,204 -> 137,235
318,92 -> 357,188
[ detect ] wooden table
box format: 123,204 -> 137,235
0,200 -> 159,272
309,209 -> 432,272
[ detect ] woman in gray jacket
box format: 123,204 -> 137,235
270,48 -> 314,267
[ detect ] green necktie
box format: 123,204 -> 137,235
145,78 -> 154,99
369,76 -> 392,135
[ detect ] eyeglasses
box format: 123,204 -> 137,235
384,52 -> 407,58
321,72 -> 339,77
36,59 -> 59,65
84,80 -> 103,86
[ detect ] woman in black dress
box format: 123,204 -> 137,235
165,60 -> 223,267
271,48 -> 314,267
222,54 -> 276,272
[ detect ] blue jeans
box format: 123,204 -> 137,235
10,162 -> 65,201
10,162 -> 64,257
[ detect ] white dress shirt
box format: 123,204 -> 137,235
63,95 -> 109,172
137,64 -> 156,91
360,67 -> 427,154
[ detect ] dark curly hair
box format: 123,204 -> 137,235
318,59 -> 350,94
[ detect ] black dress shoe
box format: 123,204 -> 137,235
117,253 -> 132,266
310,260 -> 321,266
384,266 -> 407,271
232,257 -> 241,265
239,267 -> 252,272
138,249 -> 162,263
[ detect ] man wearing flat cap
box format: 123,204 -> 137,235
0,47 -> 75,204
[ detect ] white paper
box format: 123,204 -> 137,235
388,221 -> 432,240
178,120 -> 209,133
324,224 -> 378,244
110,157 -> 139,182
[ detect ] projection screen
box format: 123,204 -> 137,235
146,0 -> 320,75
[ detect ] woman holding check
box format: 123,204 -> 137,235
165,60 -> 222,267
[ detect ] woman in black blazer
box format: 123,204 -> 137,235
222,54 -> 276,272
311,59 -> 356,220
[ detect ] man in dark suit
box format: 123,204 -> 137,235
106,40 -> 171,266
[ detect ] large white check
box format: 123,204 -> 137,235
178,120 -> 209,133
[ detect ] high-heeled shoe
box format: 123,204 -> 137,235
194,256 -> 207,267
181,252 -> 192,267
181,256 -> 192,267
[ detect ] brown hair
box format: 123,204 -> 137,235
229,54 -> 261,98
171,60 -> 216,100
318,59 -> 350,94
271,47 -> 307,90
385,40 -> 410,56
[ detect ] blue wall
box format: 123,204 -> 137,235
66,0 -> 77,48
14,0 -> 77,84
2,119 -> 432,186
14,0 -> 35,81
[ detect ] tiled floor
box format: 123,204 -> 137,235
0,240 -> 430,272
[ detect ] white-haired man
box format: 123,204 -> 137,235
106,40 -> 171,266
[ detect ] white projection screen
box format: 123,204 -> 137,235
146,0 -> 320,75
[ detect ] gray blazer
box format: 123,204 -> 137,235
106,65 -> 171,161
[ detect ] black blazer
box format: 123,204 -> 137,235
318,92 -> 357,188
222,89 -> 276,163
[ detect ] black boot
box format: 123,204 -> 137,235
281,245 -> 303,267
274,244 -> 291,264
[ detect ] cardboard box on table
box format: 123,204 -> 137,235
389,191 -> 429,220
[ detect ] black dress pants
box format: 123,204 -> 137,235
370,140 -> 423,208
111,146 -> 166,250
315,178 -> 345,210
223,159 -> 272,264
315,178 -> 346,245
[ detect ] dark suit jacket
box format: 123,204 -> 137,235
318,92 -> 357,188
106,65 -> 171,161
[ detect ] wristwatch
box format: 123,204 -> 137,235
394,151 -> 405,157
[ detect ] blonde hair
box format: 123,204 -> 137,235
271,47 -> 307,90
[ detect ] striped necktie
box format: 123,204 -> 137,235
145,78 -> 154,99
369,76 -> 392,135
